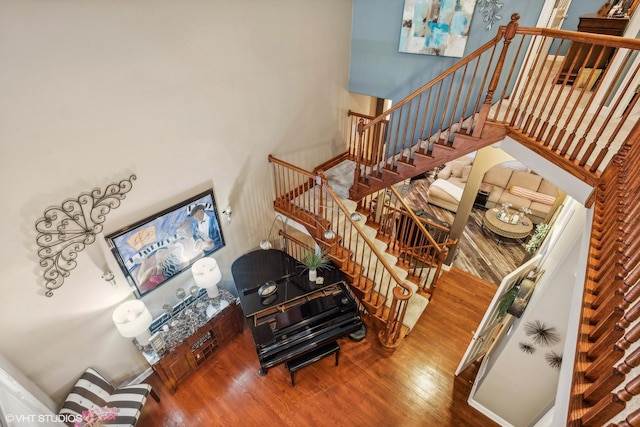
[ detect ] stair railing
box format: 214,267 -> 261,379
350,18 -> 514,194
350,14 -> 640,196
373,185 -> 454,295
267,155 -> 414,350
484,25 -> 640,185
347,110 -> 388,166
566,121 -> 640,426
278,230 -> 314,263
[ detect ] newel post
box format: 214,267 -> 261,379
473,13 -> 521,137
352,118 -> 365,191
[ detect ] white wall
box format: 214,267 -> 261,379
0,354 -> 63,426
469,198 -> 589,426
0,0 -> 354,405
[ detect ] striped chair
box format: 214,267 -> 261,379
59,368 -> 159,426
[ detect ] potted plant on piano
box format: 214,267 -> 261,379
301,248 -> 332,282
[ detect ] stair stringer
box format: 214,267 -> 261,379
349,124 -> 508,201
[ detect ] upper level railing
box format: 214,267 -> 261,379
566,121 -> 640,426
351,14 -> 640,192
267,155 -> 414,349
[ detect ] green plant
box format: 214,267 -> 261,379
301,249 -> 332,271
525,223 -> 550,254
497,283 -> 519,321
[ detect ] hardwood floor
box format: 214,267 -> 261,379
403,178 -> 527,284
138,269 -> 499,427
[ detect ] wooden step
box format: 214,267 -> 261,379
349,276 -> 375,301
327,245 -> 351,268
361,291 -> 386,317
348,129 -> 505,200
341,260 -> 363,282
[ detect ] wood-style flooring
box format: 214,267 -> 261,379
138,268 -> 499,427
403,179 -> 527,284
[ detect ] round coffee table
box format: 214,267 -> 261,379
483,209 -> 533,243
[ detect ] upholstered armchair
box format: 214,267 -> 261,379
59,368 -> 158,426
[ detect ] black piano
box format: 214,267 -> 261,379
231,249 -> 362,375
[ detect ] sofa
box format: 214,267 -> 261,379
426,156 -> 474,213
427,160 -> 560,224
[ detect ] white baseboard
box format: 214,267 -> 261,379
468,397 -> 514,427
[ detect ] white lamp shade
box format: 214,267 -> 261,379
112,300 -> 153,339
192,257 -> 222,298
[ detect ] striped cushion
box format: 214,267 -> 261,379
59,368 -> 150,427
510,186 -> 556,205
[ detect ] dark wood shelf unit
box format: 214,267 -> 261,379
557,13 -> 629,85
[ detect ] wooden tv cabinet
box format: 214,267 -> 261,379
142,301 -> 244,393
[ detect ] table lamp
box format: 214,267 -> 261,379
192,257 -> 222,299
112,300 -> 153,346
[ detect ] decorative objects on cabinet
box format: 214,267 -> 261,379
136,289 -> 243,393
35,174 -> 136,297
106,189 -> 225,298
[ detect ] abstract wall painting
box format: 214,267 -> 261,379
106,189 -> 225,298
399,0 -> 476,57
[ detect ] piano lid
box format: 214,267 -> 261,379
231,249 -> 344,317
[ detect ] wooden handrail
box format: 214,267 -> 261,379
268,154 -> 318,177
515,26 -> 640,49
388,186 -> 443,253
321,177 -> 415,300
348,110 -> 389,123
358,27 -> 508,133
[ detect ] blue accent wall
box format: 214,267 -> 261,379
561,0 -> 605,31
350,2 -> 548,103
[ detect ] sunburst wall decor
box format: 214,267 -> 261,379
524,320 -> 561,347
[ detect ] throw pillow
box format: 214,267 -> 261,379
437,164 -> 452,180
510,186 -> 556,205
450,162 -> 466,178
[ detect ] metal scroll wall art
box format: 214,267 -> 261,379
35,175 -> 137,297
478,0 -> 504,30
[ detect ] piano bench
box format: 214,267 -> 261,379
285,341 -> 340,387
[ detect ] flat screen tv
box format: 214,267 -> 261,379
106,189 -> 225,298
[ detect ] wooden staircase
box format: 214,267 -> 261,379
268,13 -> 640,425
266,156 -> 453,355
337,15 -> 639,197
